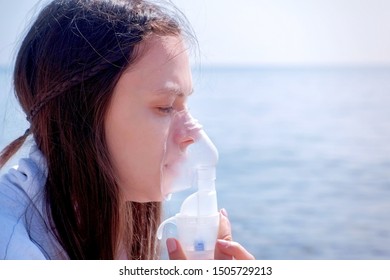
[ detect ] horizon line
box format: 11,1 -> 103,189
2,63 -> 390,72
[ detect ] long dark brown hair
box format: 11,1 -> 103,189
0,0 -> 193,259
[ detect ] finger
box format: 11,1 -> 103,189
217,208 -> 232,241
214,209 -> 233,260
166,238 -> 187,260
216,239 -> 255,260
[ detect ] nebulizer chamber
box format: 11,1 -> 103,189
157,110 -> 219,260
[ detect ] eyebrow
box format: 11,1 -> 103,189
154,87 -> 194,97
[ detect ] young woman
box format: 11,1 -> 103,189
0,0 -> 254,260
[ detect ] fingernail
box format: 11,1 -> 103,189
220,208 -> 228,218
217,239 -> 231,248
166,238 -> 177,254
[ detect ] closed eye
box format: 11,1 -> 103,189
158,106 -> 174,114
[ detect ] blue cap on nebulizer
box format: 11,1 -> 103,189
157,110 -> 219,260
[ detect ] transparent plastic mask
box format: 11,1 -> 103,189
161,109 -> 218,198
159,109 -> 220,259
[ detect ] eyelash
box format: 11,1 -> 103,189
158,106 -> 174,114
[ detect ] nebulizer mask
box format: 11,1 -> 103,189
157,109 -> 219,260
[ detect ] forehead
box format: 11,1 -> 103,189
129,35 -> 189,74
119,35 -> 192,94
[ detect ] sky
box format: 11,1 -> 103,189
1,0 -> 390,67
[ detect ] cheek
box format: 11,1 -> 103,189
132,125 -> 168,170
164,130 -> 185,165
115,124 -> 166,169
105,107 -> 171,201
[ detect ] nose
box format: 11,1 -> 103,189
172,110 -> 201,152
179,136 -> 194,152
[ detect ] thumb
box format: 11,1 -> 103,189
166,238 -> 187,260
214,208 -> 233,260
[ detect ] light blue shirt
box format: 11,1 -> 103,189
0,144 -> 67,259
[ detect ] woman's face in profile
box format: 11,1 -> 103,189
105,35 -> 193,202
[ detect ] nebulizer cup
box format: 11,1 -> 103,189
158,110 -> 219,260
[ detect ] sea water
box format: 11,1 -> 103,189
1,66 -> 390,259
